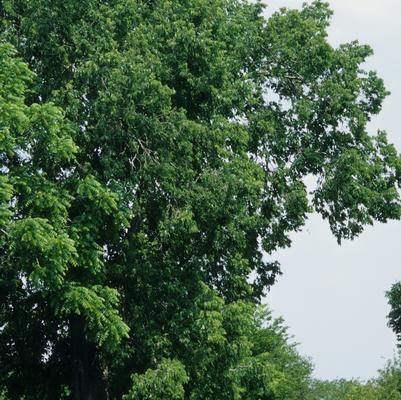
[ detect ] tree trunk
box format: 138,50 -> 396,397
70,315 -> 108,400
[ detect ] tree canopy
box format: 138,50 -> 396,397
1,1 -> 401,399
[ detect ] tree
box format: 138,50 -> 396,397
306,379 -> 380,400
306,354 -> 401,400
374,354 -> 401,399
1,1 -> 400,399
123,286 -> 312,400
387,283 -> 401,344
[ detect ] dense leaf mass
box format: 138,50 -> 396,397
1,1 -> 401,399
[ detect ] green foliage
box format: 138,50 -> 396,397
173,283 -> 312,400
121,290 -> 311,400
306,356 -> 401,400
1,1 -> 401,399
306,379 -> 379,400
0,38 -> 127,399
373,353 -> 401,399
123,359 -> 188,400
387,283 -> 401,344
58,284 -> 130,350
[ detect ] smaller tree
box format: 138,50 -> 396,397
387,283 -> 401,344
123,359 -> 188,400
121,282 -> 312,400
375,354 -> 401,399
306,379 -> 379,400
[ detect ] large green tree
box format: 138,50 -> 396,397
1,1 -> 401,399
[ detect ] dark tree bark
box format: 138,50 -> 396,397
70,315 -> 108,400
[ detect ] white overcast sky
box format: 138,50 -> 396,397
263,1 -> 401,381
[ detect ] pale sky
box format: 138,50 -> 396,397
263,1 -> 401,380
